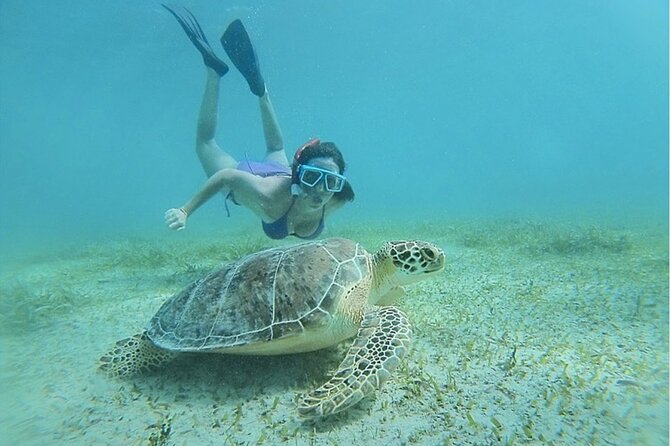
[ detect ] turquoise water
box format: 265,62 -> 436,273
0,0 -> 667,253
0,1 -> 668,445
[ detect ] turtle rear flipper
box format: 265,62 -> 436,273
298,306 -> 412,418
99,332 -> 176,377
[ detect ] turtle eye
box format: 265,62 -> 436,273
420,247 -> 436,261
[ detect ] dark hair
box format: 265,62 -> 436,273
292,141 -> 355,202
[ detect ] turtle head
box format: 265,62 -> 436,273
375,240 -> 445,286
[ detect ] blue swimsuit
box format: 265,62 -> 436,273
262,197 -> 325,240
225,159 -> 325,240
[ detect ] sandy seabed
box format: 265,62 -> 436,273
1,218 -> 668,446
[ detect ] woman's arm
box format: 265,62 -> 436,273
165,169 -> 246,231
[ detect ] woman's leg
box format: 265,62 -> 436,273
162,5 -> 235,177
219,19 -> 287,167
196,69 -> 238,177
260,90 -> 289,166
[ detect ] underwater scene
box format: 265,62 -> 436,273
0,1 -> 668,445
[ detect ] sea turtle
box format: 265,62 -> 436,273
99,237 -> 445,417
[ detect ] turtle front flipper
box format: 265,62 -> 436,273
298,306 -> 412,418
99,332 -> 176,377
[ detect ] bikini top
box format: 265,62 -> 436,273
225,159 -> 325,240
262,197 -> 325,240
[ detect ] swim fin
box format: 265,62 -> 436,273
221,19 -> 266,97
162,4 -> 229,77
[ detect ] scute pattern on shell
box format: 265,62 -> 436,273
146,238 -> 369,351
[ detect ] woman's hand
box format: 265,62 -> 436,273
165,208 -> 188,231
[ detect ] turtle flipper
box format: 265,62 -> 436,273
99,332 -> 176,377
298,306 -> 412,418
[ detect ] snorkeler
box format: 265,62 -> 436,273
161,5 -> 354,239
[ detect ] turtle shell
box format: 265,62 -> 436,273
146,238 -> 370,351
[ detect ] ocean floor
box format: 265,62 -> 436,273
0,218 -> 668,445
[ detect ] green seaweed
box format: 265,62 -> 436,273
147,414 -> 172,446
0,216 -> 666,445
451,219 -> 632,255
0,280 -> 75,334
0,233 -> 271,334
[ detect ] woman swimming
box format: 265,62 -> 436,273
162,5 -> 354,239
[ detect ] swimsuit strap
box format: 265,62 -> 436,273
285,196 -> 298,213
225,159 -> 292,218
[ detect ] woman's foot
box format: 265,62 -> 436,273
162,4 -> 229,77
220,19 -> 266,97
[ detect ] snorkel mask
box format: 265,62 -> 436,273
291,138 -> 347,196
297,165 -> 346,192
